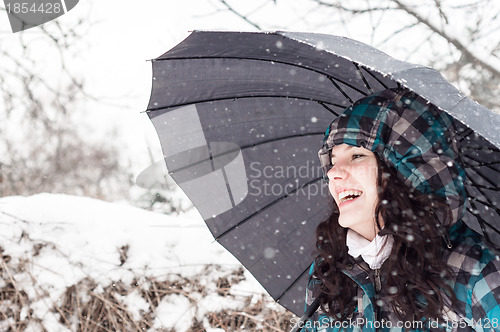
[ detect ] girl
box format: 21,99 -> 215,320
304,88 -> 500,331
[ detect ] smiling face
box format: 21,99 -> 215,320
326,144 -> 382,240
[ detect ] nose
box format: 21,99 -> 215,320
327,163 -> 348,181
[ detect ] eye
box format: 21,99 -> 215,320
352,154 -> 365,160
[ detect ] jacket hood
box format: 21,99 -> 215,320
318,88 -> 466,225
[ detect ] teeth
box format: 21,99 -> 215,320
339,190 -> 362,203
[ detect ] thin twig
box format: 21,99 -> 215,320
390,0 -> 500,76
219,0 -> 262,30
311,0 -> 394,13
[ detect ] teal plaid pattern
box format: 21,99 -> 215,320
318,88 -> 467,225
305,89 -> 500,331
304,222 -> 500,331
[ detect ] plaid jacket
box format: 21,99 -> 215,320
305,89 -> 500,331
304,221 -> 500,331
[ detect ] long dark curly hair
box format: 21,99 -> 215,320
313,154 -> 456,322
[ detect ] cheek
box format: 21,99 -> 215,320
328,181 -> 338,202
366,168 -> 380,205
360,164 -> 378,186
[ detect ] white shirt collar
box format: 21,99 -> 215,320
346,229 -> 394,269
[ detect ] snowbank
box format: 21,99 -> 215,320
0,194 -> 290,331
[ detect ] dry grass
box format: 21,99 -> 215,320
204,296 -> 294,331
55,278 -> 146,332
0,249 -> 295,332
0,249 -> 42,331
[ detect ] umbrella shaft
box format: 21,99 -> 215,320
290,295 -> 322,332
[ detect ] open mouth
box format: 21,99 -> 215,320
338,190 -> 363,204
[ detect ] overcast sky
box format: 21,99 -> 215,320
1,0 -> 322,178
3,0 -> 496,183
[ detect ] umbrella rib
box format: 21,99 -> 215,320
463,173 -> 500,236
461,149 -> 500,158
465,204 -> 500,240
465,206 -> 490,240
276,264 -> 312,303
463,174 -> 500,242
462,155 -> 500,175
464,187 -> 490,239
328,77 -> 354,104
464,183 -> 500,232
153,55 -> 370,96
456,127 -> 474,143
467,182 -> 500,212
463,159 -> 500,182
463,159 -> 500,168
354,63 -> 374,94
469,195 -> 500,215
167,132 -> 325,175
318,101 -> 340,116
464,167 -> 498,191
462,153 -> 500,170
481,219 -> 500,237
215,177 -> 324,240
465,183 -> 500,212
146,95 -> 346,113
362,67 -> 390,90
467,183 -> 499,191
460,147 -> 500,154
207,141 -> 236,208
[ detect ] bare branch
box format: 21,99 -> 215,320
376,22 -> 419,48
219,0 -> 262,30
391,0 -> 500,77
0,13 -> 131,200
311,0 -> 395,13
433,0 -> 449,24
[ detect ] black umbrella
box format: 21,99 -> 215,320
144,31 -> 500,317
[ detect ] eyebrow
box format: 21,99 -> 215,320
330,146 -> 355,158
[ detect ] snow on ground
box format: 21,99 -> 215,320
0,193 -> 272,331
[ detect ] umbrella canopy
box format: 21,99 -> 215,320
145,31 -> 500,316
